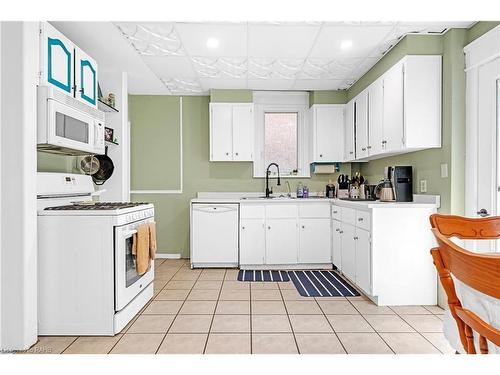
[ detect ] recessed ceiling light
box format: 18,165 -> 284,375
340,40 -> 353,50
206,37 -> 220,49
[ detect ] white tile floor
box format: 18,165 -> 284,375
23,259 -> 454,354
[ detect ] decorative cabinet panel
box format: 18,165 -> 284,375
240,219 -> 266,265
344,100 -> 355,161
343,55 -> 442,162
354,228 -> 371,294
75,48 -> 98,107
340,223 -> 356,281
309,104 -> 344,163
40,22 -> 74,95
40,22 -> 99,109
210,103 -> 254,162
354,91 -> 369,159
332,220 -> 342,269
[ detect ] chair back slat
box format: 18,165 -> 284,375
429,214 -> 500,354
430,214 -> 500,239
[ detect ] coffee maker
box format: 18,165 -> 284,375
388,166 -> 413,202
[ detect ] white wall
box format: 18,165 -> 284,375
97,71 -> 130,202
0,22 -> 38,351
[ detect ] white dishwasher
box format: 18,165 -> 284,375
190,203 -> 239,268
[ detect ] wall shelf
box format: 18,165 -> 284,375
98,99 -> 119,113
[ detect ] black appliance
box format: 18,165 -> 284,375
389,166 -> 413,202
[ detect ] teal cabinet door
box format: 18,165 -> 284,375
41,22 -> 74,95
76,48 -> 98,108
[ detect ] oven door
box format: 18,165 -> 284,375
114,218 -> 155,311
46,98 -> 105,154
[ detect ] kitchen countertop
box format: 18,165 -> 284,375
191,192 -> 440,209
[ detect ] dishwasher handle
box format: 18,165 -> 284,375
192,204 -> 238,214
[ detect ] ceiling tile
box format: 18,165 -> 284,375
247,79 -> 295,90
175,23 -> 247,57
191,57 -> 247,78
161,78 -> 206,95
114,22 -> 184,56
298,58 -> 362,79
248,24 -> 320,59
142,56 -> 196,78
309,25 -> 394,59
248,58 -> 303,80
199,78 -> 247,90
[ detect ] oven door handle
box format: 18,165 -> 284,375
123,229 -> 138,238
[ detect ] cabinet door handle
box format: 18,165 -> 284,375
353,236 -> 358,240
235,152 -> 239,156
267,226 -> 271,230
301,225 -> 305,229
242,226 -> 245,230
225,152 -> 229,156
335,228 -> 340,232
333,210 -> 338,214
358,218 -> 363,222
349,151 -> 354,154
367,145 -> 372,149
319,154 -> 323,158
361,148 -> 366,151
339,230 -> 343,234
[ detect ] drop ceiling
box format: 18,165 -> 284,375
54,21 -> 473,95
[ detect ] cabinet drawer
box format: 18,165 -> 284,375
299,204 -> 330,218
240,204 -> 265,219
266,204 -> 298,219
341,207 -> 356,225
331,205 -> 341,221
355,210 -> 371,231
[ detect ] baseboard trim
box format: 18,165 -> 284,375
156,253 -> 182,259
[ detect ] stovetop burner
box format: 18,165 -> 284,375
45,202 -> 150,211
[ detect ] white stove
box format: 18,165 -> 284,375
37,172 -> 155,336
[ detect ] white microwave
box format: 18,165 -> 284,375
37,86 -> 105,155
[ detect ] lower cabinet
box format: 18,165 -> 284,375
340,223 -> 356,281
354,228 -> 371,294
332,220 -> 342,269
265,219 -> 298,264
298,218 -> 331,263
240,219 -> 265,265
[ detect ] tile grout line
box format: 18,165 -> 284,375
345,297 -> 396,354
202,269 -> 226,354
59,337 -> 80,354
108,262 -> 186,354
316,298 -> 348,354
277,282 -> 300,354
155,262 -> 204,354
249,279 -> 253,354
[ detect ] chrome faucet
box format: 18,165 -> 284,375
265,163 -> 281,198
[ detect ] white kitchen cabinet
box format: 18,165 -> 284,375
40,22 -> 75,96
354,228 -> 371,294
332,220 -> 342,269
309,104 -> 344,162
367,79 -> 384,156
298,218 -> 331,263
75,48 -> 98,108
344,55 -> 441,161
39,22 -> 99,109
340,223 -> 356,281
209,103 -> 254,162
344,100 -> 355,161
354,91 -> 369,159
266,219 -> 298,264
382,60 -> 405,153
240,219 -> 265,265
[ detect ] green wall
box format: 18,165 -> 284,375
309,90 -> 347,106
466,21 -> 500,44
210,89 -> 253,103
130,95 -> 351,256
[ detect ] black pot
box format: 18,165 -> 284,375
92,146 -> 114,185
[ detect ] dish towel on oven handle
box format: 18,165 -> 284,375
134,223 -> 151,275
148,221 -> 157,260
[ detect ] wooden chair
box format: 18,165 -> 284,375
429,214 -> 500,354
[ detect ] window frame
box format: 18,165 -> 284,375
253,92 -> 310,178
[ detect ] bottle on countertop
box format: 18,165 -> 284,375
297,182 -> 304,198
303,185 -> 309,198
326,179 -> 335,198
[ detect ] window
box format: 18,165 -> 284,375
264,112 -> 298,175
253,91 -> 310,178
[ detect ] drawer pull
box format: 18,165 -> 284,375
358,218 -> 363,221
333,210 -> 338,214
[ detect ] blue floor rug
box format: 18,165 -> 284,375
288,270 -> 360,297
237,270 -> 290,282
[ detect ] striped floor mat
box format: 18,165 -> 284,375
237,270 -> 290,282
288,270 -> 360,297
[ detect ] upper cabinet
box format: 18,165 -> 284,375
40,22 -> 98,109
346,55 -> 442,162
210,103 -> 254,162
309,104 -> 344,163
344,101 -> 355,161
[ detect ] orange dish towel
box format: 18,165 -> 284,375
148,221 -> 157,260
135,224 -> 151,275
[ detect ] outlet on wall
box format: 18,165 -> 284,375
420,179 -> 427,193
